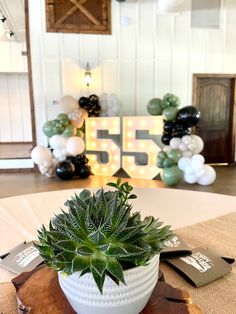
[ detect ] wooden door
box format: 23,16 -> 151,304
193,74 -> 236,164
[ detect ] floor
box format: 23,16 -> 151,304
0,166 -> 235,198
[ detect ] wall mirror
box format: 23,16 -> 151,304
0,0 -> 35,171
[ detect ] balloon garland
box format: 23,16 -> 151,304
31,93 -> 121,180
31,95 -> 93,180
147,93 -> 216,186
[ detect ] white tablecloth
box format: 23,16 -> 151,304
0,187 -> 236,282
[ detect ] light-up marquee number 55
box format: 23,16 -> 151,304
86,116 -> 163,179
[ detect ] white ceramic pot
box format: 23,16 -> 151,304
58,254 -> 159,314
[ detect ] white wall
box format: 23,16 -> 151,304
0,41 -> 31,143
28,0 -> 236,145
0,41 -> 28,72
0,73 -> 32,142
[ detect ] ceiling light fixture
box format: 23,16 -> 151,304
0,15 -> 7,23
84,62 -> 92,87
6,30 -> 14,39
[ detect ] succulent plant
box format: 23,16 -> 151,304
36,179 -> 172,293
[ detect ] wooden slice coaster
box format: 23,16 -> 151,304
12,266 -> 202,314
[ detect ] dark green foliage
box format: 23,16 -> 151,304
36,179 -> 172,293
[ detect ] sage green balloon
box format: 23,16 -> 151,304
43,120 -> 54,137
162,157 -> 175,168
76,129 -> 85,139
63,124 -> 76,137
51,119 -> 65,132
158,151 -> 167,160
147,98 -> 163,116
163,107 -> 179,121
57,113 -> 70,127
161,166 -> 183,186
157,159 -> 164,169
167,149 -> 182,163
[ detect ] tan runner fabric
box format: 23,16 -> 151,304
162,211 -> 236,314
0,282 -> 17,314
0,211 -> 235,314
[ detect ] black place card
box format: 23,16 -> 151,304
0,241 -> 44,275
166,247 -> 233,287
160,234 -> 192,259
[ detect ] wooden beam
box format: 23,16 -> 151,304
69,0 -> 101,26
55,0 -> 88,25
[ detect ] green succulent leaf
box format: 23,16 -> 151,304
91,255 -> 107,276
76,246 -> 94,256
91,267 -> 106,294
88,229 -> 106,244
107,258 -> 126,285
72,256 -> 90,273
55,240 -> 77,252
79,189 -> 91,201
106,246 -> 128,257
34,243 -> 53,257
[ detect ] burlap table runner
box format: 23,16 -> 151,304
0,211 -> 236,314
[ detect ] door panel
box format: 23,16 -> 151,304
193,75 -> 236,163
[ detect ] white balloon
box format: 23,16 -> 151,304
190,135 -> 204,154
184,173 -> 197,184
179,143 -> 187,152
195,168 -> 205,179
188,143 -> 196,152
182,135 -> 192,145
59,95 -> 78,114
182,151 -> 192,158
53,148 -> 67,162
197,165 -> 216,186
191,161 -> 204,172
107,108 -> 116,117
185,165 -> 194,175
170,137 -> 182,150
163,145 -> 171,153
43,160 -> 52,167
39,163 -> 55,178
49,135 -> 67,150
66,137 -> 85,156
68,108 -> 88,128
100,93 -> 121,117
191,154 -> 205,164
178,157 -> 191,171
31,146 -> 52,165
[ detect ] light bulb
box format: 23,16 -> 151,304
6,30 -> 14,39
84,62 -> 92,87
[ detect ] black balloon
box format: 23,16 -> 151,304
78,165 -> 92,178
79,96 -> 89,108
72,154 -> 89,176
56,161 -> 75,180
163,121 -> 175,133
161,133 -> 172,145
177,106 -> 200,127
79,94 -> 101,117
74,154 -> 89,166
89,94 -> 99,104
66,156 -> 75,163
173,122 -> 185,131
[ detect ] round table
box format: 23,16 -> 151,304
1,187 -> 236,314
0,187 -> 236,282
